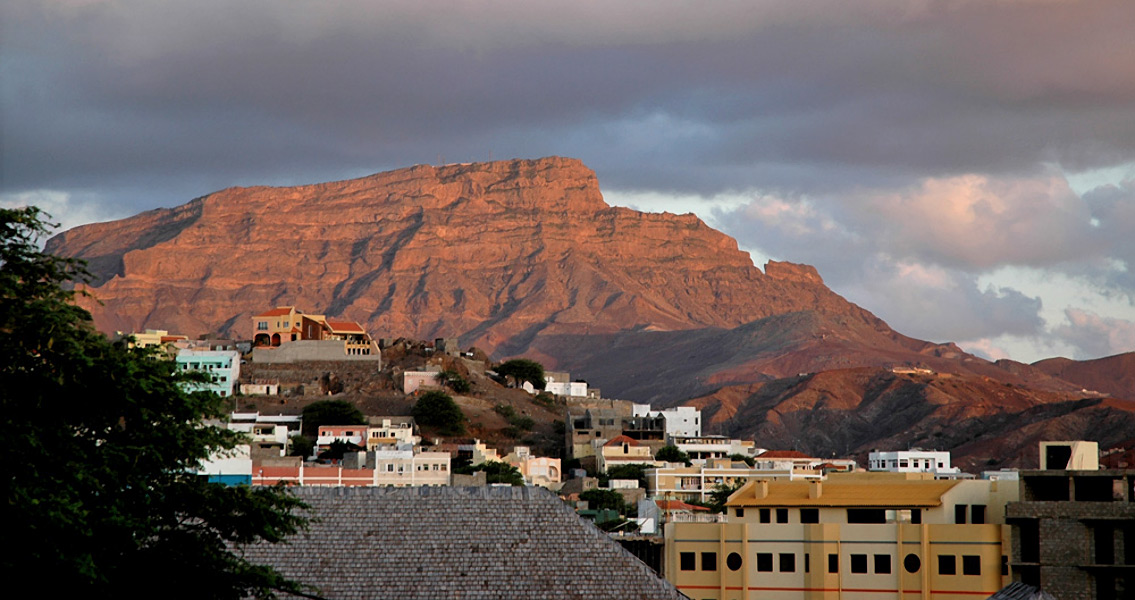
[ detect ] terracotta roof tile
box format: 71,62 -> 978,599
255,307 -> 295,317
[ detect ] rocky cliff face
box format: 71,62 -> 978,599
48,157 -> 890,357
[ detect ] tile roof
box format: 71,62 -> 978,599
326,320 -> 366,333
604,435 -> 641,447
244,486 -> 686,600
987,582 -> 1056,600
255,307 -> 295,317
656,499 -> 709,512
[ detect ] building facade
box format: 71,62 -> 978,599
176,349 -> 240,398
665,472 -> 1019,600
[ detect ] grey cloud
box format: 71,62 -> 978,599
3,0 -> 1134,207
1052,308 -> 1135,359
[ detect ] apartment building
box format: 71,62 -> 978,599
665,471 -> 1019,600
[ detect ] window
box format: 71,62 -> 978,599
874,554 -> 891,574
701,552 -> 717,572
955,504 -> 967,524
911,508 -> 922,524
804,553 -> 810,573
735,508 -> 744,518
851,554 -> 867,574
939,555 -> 956,575
828,554 -> 839,573
759,508 -> 771,523
757,553 -> 773,572
727,552 -> 743,571
971,504 -> 986,524
962,555 -> 981,576
680,552 -> 696,571
779,553 -> 796,573
776,508 -> 789,523
903,554 -> 921,573
847,508 -> 886,523
257,321 -> 268,330
801,508 -> 819,523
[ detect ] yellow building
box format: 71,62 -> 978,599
665,472 -> 1018,600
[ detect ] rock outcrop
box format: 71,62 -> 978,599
48,157 -> 889,358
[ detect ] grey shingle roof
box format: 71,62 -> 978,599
244,486 -> 687,600
986,582 -> 1056,600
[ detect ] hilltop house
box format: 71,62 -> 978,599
250,306 -> 380,363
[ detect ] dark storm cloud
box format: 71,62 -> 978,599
3,0 -> 1134,208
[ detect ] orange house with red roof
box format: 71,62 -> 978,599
251,306 -> 379,361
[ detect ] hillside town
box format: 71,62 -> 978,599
121,306 -> 1135,600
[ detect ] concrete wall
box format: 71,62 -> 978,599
253,340 -> 381,365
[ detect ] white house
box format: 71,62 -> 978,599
632,404 -> 702,439
868,449 -> 961,475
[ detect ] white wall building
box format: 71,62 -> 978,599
632,404 -> 702,439
545,380 -> 588,398
370,450 -> 451,486
868,449 -> 961,475
670,435 -> 760,463
366,417 -> 419,450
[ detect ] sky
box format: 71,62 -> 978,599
3,0 -> 1134,363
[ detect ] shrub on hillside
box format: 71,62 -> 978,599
411,390 -> 466,436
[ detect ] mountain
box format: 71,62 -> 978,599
683,367 -> 1135,470
46,157 -> 1135,465
48,157 -> 904,360
1031,353 -> 1135,401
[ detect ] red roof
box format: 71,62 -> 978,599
327,320 -> 366,333
757,450 -> 814,459
655,500 -> 710,512
604,435 -> 641,447
255,307 -> 295,317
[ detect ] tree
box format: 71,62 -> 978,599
495,358 -> 546,389
288,434 -> 315,458
1,207 -> 306,595
580,489 -> 627,514
454,460 -> 525,486
301,399 -> 365,436
707,480 -> 748,513
605,464 -> 649,488
729,453 -> 755,467
411,390 -> 466,435
655,445 -> 692,466
436,369 -> 471,394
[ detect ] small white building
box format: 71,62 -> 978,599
868,449 -> 960,475
366,417 -> 419,450
402,369 -> 442,395
670,435 -> 759,463
632,404 -> 702,439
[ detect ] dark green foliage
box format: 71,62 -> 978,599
706,480 -> 748,513
580,488 -> 627,514
411,390 -> 466,435
605,464 -> 649,488
301,399 -> 365,436
655,445 -> 692,465
729,453 -> 755,467
0,207 -> 307,596
454,460 -> 525,486
494,403 -> 535,433
437,369 -> 471,394
288,434 -> 314,458
318,439 -> 363,462
495,358 -> 546,389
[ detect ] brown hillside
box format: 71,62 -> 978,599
1032,352 -> 1135,401
686,368 -> 1135,470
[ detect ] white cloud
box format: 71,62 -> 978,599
0,190 -> 126,240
